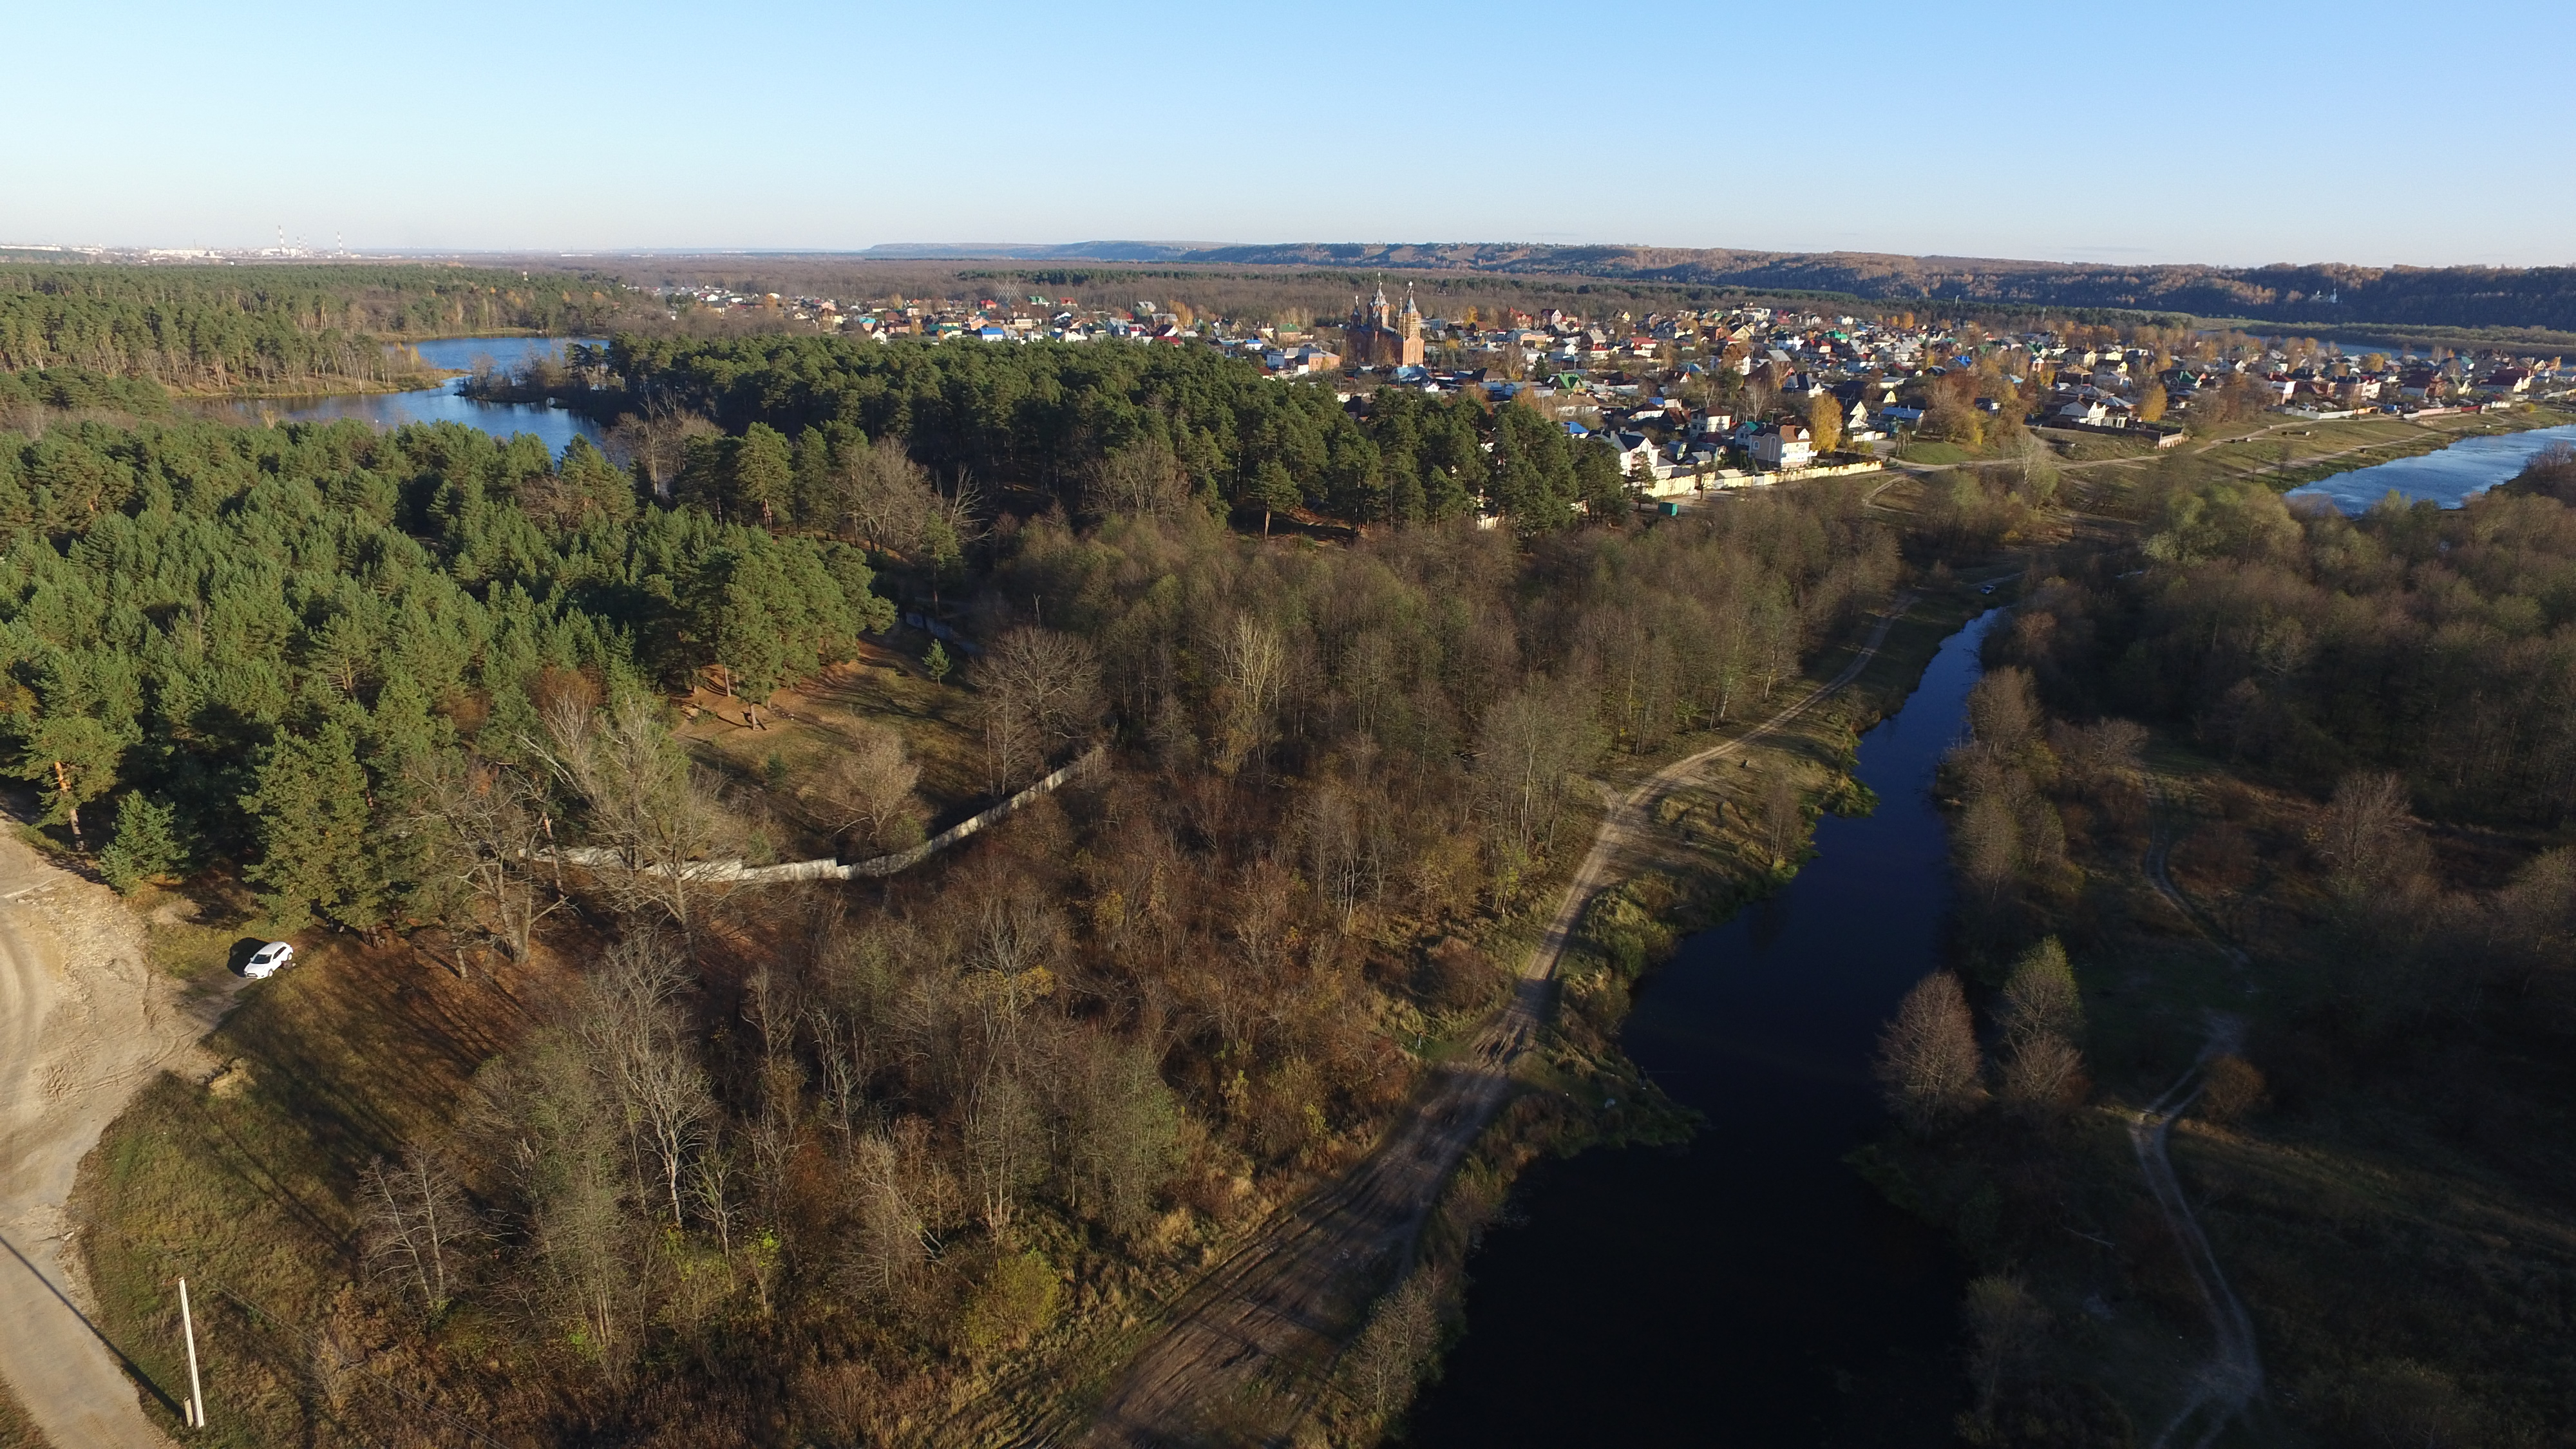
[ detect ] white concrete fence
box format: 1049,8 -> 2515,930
545,744 -> 1105,887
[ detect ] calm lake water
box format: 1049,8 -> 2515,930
212,336 -> 607,456
2286,421 -> 2576,513
1407,611 -> 1998,1449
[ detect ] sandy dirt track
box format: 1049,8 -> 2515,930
1066,598 -> 1916,1448
0,834 -> 222,1448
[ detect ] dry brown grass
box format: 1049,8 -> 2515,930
70,924 -> 567,1448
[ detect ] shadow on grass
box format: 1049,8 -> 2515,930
0,1229 -> 187,1420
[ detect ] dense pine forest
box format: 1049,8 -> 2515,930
0,266 -> 657,392
0,418 -> 887,925
581,334 -> 1627,532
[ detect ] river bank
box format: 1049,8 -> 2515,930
1384,599 -> 2000,1448
200,336 -> 608,453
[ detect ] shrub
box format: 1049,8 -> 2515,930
2197,1055 -> 2267,1124
960,1249 -> 1058,1354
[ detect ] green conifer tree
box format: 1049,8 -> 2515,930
241,719 -> 382,933
732,424 -> 795,527
97,791 -> 184,893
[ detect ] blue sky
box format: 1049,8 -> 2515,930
5,0 -> 2570,267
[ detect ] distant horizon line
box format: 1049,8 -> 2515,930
4,240 -> 2569,273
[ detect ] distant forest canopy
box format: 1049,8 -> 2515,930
583,334 -> 1631,531
876,242 -> 2576,337
0,416 -> 887,925
0,265 -> 660,392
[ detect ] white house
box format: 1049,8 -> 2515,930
1749,423 -> 1815,471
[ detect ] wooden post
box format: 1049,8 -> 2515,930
178,1276 -> 205,1429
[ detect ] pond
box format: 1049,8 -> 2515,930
1406,611 -> 2000,1448
2286,421 -> 2576,513
209,336 -> 607,457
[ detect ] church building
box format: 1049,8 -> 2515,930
1345,281 -> 1425,368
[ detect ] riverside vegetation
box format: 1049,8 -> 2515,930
10,339 -> 1900,1446
1864,447 -> 2576,1446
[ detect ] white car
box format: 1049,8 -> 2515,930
243,942 -> 295,980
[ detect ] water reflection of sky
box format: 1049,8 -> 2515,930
2286,422 -> 2576,513
213,336 -> 607,457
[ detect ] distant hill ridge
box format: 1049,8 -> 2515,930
865,240 -> 2576,335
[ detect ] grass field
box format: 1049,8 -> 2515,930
676,634 -> 990,860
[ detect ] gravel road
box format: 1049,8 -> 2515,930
0,834 -> 226,1448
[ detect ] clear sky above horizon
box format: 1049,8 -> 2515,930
7,0 -> 2571,269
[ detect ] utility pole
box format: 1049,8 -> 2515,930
177,1277 -> 206,1430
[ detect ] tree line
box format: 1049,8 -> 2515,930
0,265 -> 659,392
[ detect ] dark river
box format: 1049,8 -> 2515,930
2286,420 -> 2576,512
213,336 -> 606,456
1407,609 -> 2000,1448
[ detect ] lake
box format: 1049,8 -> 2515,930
1406,611 -> 1996,1448
2286,421 -> 2576,513
210,336 -> 607,456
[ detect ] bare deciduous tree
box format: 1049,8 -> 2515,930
603,396 -> 715,501
359,1146 -> 480,1318
2315,770 -> 2419,894
1474,679 -> 1598,867
1057,1032 -> 1179,1238
1342,1269 -> 1443,1425
964,1067 -> 1043,1240
1874,971 -> 1984,1132
798,720 -> 920,855
1085,438 -> 1195,519
536,692 -> 731,929
848,1131 -> 927,1300
973,626 -> 1104,794
1212,614 -> 1285,777
1998,936 -> 2083,1049
406,750 -> 564,960
830,433 -> 939,554
2052,717 -> 2146,787
1760,769 -> 1806,868
1962,1274 -> 2049,1428
580,931 -> 715,1231
1998,1032 -> 2086,1123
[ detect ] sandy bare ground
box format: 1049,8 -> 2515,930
0,835 -> 232,1448
1060,598 -> 1917,1448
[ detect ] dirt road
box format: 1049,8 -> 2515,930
1066,598 -> 1917,1447
2130,1016 -> 2263,1449
0,835 -> 221,1448
2134,817 -> 2264,1448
